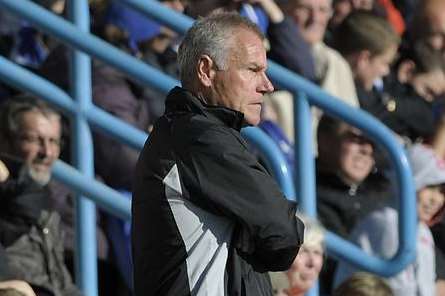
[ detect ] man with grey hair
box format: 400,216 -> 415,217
0,96 -> 83,296
0,95 -> 62,186
132,12 -> 304,296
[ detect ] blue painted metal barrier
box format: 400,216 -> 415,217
0,0 -> 416,295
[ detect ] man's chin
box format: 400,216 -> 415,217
28,166 -> 51,186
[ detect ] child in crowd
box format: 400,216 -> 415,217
333,10 -> 400,105
334,143 -> 445,296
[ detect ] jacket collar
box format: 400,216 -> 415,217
165,86 -> 245,131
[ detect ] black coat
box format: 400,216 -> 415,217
316,168 -> 390,238
132,87 -> 304,296
356,77 -> 435,142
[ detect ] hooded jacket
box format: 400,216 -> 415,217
132,87 -> 304,296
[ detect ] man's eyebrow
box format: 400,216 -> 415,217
246,62 -> 267,70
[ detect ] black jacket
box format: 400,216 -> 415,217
356,77 -> 435,142
132,87 -> 304,296
316,168 -> 390,238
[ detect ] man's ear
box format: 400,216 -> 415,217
397,60 -> 416,83
197,55 -> 216,88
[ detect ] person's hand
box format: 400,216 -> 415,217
0,159 -> 9,182
411,69 -> 445,102
0,280 -> 37,296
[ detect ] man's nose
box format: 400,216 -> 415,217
38,139 -> 55,158
305,254 -> 316,268
260,72 -> 274,94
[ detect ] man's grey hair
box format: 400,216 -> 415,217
177,11 -> 265,88
0,94 -> 61,142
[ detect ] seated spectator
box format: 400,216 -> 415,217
317,115 -> 390,238
333,272 -> 393,296
332,10 -> 399,99
270,214 -> 325,296
0,96 -> 83,296
407,0 -> 445,59
316,115 -> 390,293
277,0 -> 358,106
105,0 -> 184,121
383,42 -> 445,142
334,143 -> 445,296
335,10 -> 444,144
272,0 -> 359,153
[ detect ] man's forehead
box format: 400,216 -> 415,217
231,31 -> 267,64
19,110 -> 61,131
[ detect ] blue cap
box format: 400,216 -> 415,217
106,1 -> 161,51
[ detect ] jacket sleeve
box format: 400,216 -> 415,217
175,126 -> 304,271
267,17 -> 316,82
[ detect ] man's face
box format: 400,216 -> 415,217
417,186 -> 445,223
209,28 -> 274,125
288,0 -> 332,45
337,126 -> 375,185
286,244 -> 324,293
13,110 -> 61,184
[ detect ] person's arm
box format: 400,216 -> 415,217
248,0 -> 284,23
176,126 -> 304,271
267,16 -> 316,81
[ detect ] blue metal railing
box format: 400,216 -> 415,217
0,1 -> 416,296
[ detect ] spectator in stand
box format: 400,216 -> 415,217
316,115 -> 390,238
334,143 -> 445,296
334,11 -> 444,144
105,0 -> 184,122
407,0 -> 445,60
316,115 -> 391,293
0,96 -> 83,296
273,0 -> 359,153
383,42 -> 445,143
277,0 -> 358,106
333,272 -> 393,296
270,215 -> 325,296
332,10 -> 399,103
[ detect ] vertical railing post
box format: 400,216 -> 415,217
294,91 -> 318,296
294,91 -> 316,216
68,1 -> 98,295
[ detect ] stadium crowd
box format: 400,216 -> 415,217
1,0 -> 445,295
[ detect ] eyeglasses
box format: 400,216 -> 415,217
17,133 -> 62,149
